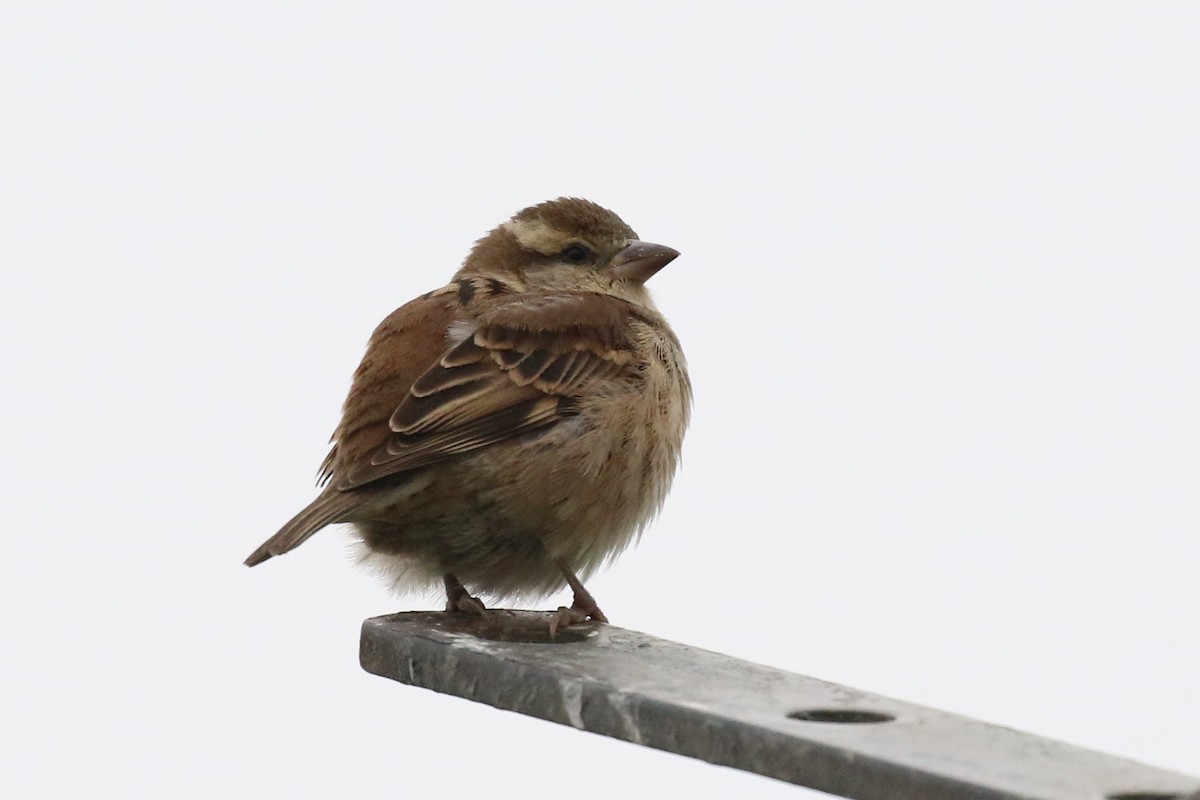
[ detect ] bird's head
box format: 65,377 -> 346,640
459,197 -> 679,302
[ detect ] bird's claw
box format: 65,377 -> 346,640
548,599 -> 608,639
445,592 -> 487,616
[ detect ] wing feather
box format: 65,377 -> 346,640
334,292 -> 644,490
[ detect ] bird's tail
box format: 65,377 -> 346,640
244,491 -> 357,567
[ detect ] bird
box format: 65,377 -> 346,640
244,197 -> 691,632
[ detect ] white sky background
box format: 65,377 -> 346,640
3,3 -> 1198,798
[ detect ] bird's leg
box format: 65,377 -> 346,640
549,560 -> 608,637
443,573 -> 486,615
561,567 -> 608,622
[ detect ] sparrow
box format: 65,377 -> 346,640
245,198 -> 691,630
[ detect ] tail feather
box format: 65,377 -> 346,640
245,491 -> 356,567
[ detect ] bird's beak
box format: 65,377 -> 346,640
608,240 -> 681,282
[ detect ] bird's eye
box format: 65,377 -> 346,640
561,243 -> 591,264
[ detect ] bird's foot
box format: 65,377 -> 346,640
548,597 -> 608,639
443,573 -> 486,616
445,593 -> 487,615
549,560 -> 609,638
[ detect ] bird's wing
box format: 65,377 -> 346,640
335,292 -> 643,490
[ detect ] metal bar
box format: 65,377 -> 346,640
360,611 -> 1198,800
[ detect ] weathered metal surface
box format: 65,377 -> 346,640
360,611 -> 1198,800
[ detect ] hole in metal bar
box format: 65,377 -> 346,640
787,708 -> 894,724
1106,793 -> 1185,800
